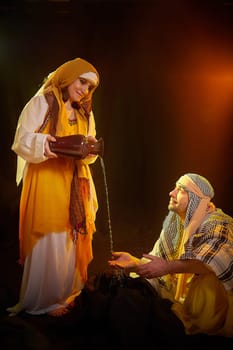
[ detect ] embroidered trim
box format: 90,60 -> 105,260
68,118 -> 77,126
37,111 -> 52,133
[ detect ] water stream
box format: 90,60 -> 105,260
99,157 -> 114,254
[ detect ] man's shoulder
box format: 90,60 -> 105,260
210,208 -> 233,222
201,208 -> 233,235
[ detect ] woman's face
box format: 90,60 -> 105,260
67,77 -> 94,103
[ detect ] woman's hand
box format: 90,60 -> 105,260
87,135 -> 97,143
44,135 -> 58,158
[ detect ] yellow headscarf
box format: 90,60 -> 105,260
41,57 -> 99,135
43,57 -> 99,94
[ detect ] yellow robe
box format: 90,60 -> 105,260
19,100 -> 98,283
172,273 -> 233,337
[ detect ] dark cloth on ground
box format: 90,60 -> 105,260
82,269 -> 187,348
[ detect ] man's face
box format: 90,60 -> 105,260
168,184 -> 189,220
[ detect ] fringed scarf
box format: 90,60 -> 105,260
42,90 -> 97,282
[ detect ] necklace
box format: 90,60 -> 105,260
67,108 -> 77,126
68,118 -> 77,126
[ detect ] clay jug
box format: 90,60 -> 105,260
49,134 -> 104,159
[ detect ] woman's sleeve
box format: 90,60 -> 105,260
12,94 -> 49,163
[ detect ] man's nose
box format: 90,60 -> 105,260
169,188 -> 177,197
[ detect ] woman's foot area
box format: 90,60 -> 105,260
47,306 -> 70,317
47,301 -> 76,317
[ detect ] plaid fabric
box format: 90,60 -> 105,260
69,166 -> 90,235
153,209 -> 233,291
184,210 -> 233,287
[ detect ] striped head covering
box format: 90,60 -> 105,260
150,173 -> 233,301
152,173 -> 216,301
159,173 -> 215,259
177,173 -> 215,242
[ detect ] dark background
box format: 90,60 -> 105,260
1,0 -> 233,283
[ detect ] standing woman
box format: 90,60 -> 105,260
8,58 -> 100,317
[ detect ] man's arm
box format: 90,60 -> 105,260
132,254 -> 213,279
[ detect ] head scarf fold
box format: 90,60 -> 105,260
42,57 -> 99,135
177,173 -> 215,245
154,173 -> 216,301
43,57 -> 99,94
175,174 -> 215,301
